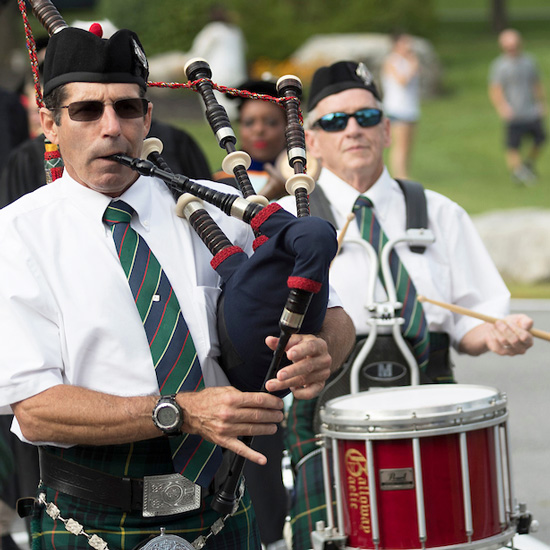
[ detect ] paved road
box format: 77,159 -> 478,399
452,300 -> 550,545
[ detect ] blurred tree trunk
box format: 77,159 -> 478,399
490,0 -> 508,33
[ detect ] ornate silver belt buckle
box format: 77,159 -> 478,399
142,473 -> 201,517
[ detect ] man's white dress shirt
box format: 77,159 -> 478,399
280,167 -> 510,348
0,173 -> 254,438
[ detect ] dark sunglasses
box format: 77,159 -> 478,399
312,108 -> 383,132
57,98 -> 149,122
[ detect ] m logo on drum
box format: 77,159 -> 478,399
362,361 -> 408,383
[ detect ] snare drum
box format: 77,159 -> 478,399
319,385 -> 516,550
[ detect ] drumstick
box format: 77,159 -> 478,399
330,213 -> 359,269
263,162 -> 286,185
417,295 -> 550,342
336,213 -> 356,254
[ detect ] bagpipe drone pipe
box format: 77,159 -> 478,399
113,141 -> 337,395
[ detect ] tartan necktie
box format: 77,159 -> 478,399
103,200 -> 221,487
353,195 -> 430,368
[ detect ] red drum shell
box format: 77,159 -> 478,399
320,385 -> 513,550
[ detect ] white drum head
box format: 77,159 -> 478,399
320,384 -> 507,438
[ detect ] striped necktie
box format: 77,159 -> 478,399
103,200 -> 222,487
353,195 -> 430,369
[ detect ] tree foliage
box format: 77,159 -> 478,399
98,0 -> 436,60
97,0 -> 213,55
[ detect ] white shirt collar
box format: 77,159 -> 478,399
56,171 -> 155,231
55,171 -> 112,226
316,165 -> 399,223
119,175 -> 154,232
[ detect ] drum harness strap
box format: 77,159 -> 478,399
307,180 -> 454,422
308,178 -> 429,254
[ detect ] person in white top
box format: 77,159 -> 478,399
280,60 -> 533,550
187,6 -> 248,120
381,33 -> 421,179
0,26 -> 354,550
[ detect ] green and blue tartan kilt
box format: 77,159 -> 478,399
285,398 -> 319,467
285,398 -> 330,550
32,441 -> 261,550
31,484 -> 260,550
288,449 -> 334,550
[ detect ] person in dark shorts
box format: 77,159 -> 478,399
489,28 -> 547,184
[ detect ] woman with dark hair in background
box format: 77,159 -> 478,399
214,78 -> 289,202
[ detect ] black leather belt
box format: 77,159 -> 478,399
38,447 -> 225,513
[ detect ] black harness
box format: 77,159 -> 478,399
308,178 -> 429,253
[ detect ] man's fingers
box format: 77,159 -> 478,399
289,381 -> 325,400
491,319 -> 533,355
495,318 -> 533,348
217,435 -> 268,466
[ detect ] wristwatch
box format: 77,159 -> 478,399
152,394 -> 183,435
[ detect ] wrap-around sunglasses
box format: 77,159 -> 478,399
312,108 -> 383,132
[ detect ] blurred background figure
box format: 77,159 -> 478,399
214,78 -> 289,200
0,419 -> 34,550
488,28 -> 547,185
0,86 -> 29,174
381,32 -> 421,180
186,5 -> 247,120
0,426 -> 17,550
0,63 -> 31,550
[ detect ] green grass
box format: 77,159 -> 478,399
508,282 -> 550,300
174,120 -> 226,172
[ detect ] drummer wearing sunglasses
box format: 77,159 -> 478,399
281,60 -> 534,550
301,60 -> 533,359
307,90 -> 390,193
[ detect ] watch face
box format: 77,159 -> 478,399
157,403 -> 178,429
153,396 -> 183,434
